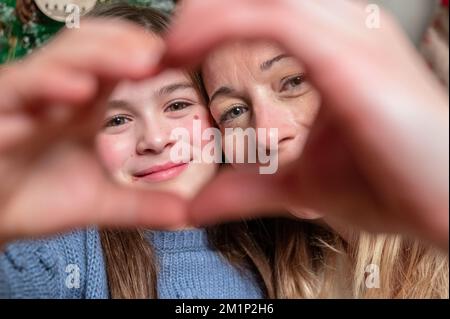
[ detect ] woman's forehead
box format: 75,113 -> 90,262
202,41 -> 298,94
204,41 -> 285,70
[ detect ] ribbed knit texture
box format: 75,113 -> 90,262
0,228 -> 263,299
148,229 -> 262,298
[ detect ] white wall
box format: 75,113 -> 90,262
371,0 -> 439,45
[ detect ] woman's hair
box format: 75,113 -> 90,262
92,3 -> 448,299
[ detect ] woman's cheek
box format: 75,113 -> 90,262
95,134 -> 134,175
292,89 -> 321,127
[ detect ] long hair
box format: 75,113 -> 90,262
93,3 -> 448,299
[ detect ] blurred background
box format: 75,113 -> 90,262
0,0 -> 448,87
0,0 -> 177,63
372,0 -> 438,44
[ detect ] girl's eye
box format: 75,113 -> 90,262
220,105 -> 249,123
105,115 -> 132,128
280,74 -> 306,92
165,101 -> 192,112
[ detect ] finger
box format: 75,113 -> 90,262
163,0 -> 288,68
188,167 -> 289,226
0,63 -> 98,113
0,187 -> 189,243
163,0 -> 366,72
95,185 -> 189,230
47,19 -> 165,80
0,65 -> 99,152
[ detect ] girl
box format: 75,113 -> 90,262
0,4 -> 263,299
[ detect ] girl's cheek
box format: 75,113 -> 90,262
95,134 -> 134,174
194,109 -> 215,147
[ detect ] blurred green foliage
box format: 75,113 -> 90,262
0,0 -> 174,64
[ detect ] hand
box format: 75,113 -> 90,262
0,20 -> 188,246
163,0 -> 449,250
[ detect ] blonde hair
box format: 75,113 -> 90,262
94,3 -> 448,299
351,233 -> 448,298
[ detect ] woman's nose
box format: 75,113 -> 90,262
136,121 -> 174,155
253,101 -> 298,150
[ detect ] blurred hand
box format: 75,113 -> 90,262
0,20 -> 188,247
163,0 -> 449,250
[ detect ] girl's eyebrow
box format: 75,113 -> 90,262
157,82 -> 194,97
107,82 -> 195,109
107,100 -> 134,111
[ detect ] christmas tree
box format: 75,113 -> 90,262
0,0 -> 175,64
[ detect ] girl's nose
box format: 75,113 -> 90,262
136,122 -> 174,155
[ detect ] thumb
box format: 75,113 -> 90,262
94,184 -> 190,230
188,167 -> 289,226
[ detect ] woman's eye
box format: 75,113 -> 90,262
280,74 -> 306,92
165,101 -> 192,112
105,115 -> 131,128
220,105 -> 249,123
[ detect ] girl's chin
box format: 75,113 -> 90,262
119,162 -> 217,198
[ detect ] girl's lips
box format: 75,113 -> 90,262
133,162 -> 189,182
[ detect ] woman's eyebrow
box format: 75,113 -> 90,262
209,86 -> 236,104
157,82 -> 194,97
260,54 -> 292,71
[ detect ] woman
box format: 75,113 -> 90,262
198,39 -> 448,298
165,0 -> 449,251
163,0 -> 449,298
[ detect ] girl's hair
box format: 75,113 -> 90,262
92,3 -> 448,299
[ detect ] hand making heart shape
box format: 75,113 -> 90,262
0,20 -> 189,246
164,0 -> 449,250
0,0 -> 448,251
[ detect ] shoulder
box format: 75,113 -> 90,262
0,228 -> 109,298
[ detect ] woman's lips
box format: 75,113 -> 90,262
133,162 -> 189,182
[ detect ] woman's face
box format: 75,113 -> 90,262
202,41 -> 321,169
96,69 -> 217,199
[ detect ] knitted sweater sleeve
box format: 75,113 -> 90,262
0,228 -> 109,299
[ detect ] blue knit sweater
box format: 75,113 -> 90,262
0,228 -> 263,299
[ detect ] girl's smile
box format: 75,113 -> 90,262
132,161 -> 190,182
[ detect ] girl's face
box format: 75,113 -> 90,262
202,41 -> 321,169
96,70 -> 217,199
